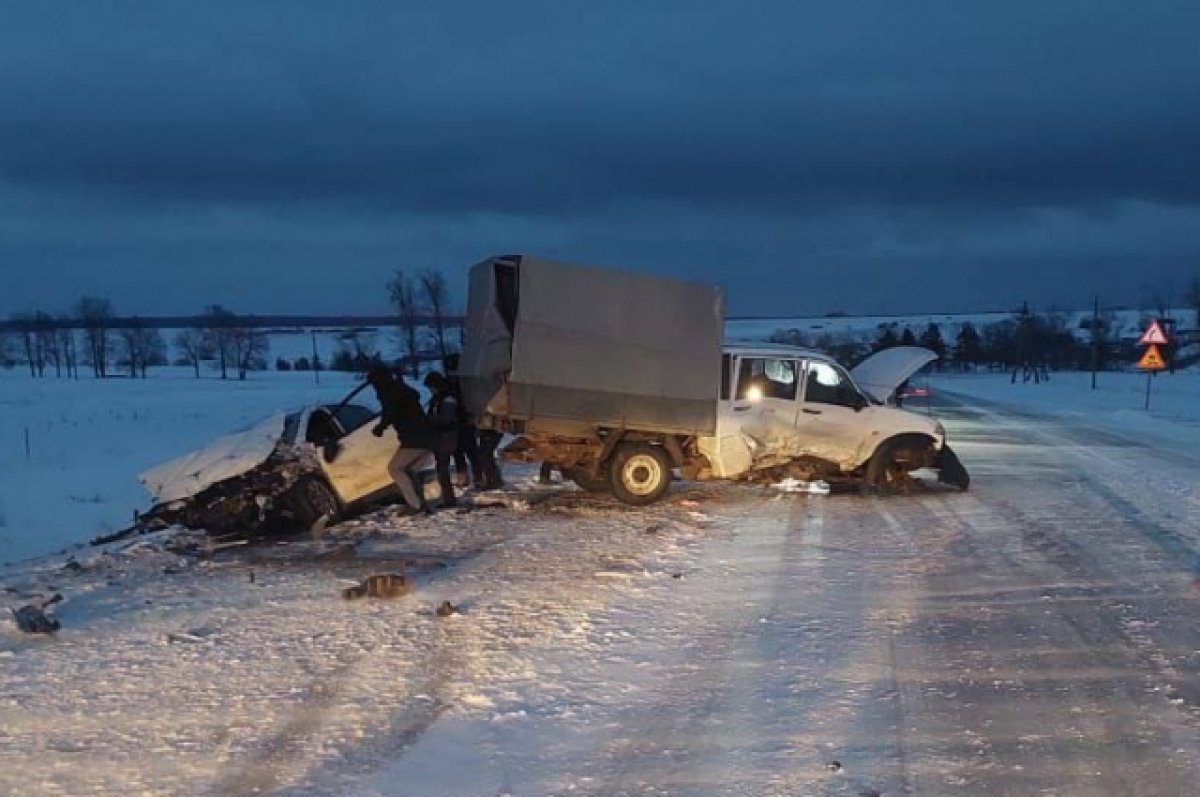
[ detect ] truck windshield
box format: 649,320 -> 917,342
804,361 -> 864,407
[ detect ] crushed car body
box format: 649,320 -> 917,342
138,397 -> 437,537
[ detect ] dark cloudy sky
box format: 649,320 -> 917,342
2,1 -> 1199,317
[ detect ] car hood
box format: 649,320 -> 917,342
139,413 -> 292,504
850,346 -> 938,404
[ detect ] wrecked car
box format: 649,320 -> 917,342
139,391 -> 437,536
460,254 -> 969,505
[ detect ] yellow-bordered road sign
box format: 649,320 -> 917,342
1137,344 -> 1166,370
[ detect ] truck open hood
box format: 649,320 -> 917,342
139,413 -> 289,504
850,346 -> 937,404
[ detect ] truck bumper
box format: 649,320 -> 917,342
936,444 -> 970,490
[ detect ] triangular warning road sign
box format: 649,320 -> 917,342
1138,344 -> 1166,370
1138,320 -> 1169,346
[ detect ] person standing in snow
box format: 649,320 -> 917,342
423,371 -> 459,509
367,365 -> 435,515
442,353 -> 481,486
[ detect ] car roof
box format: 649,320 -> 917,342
722,340 -> 835,363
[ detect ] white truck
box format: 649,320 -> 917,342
460,255 -> 969,505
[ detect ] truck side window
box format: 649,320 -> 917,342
720,354 -> 731,400
804,361 -> 862,407
736,358 -> 798,401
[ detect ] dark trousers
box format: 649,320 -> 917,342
434,433 -> 457,507
476,429 -> 503,489
453,424 -> 482,483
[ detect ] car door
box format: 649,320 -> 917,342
791,359 -> 872,469
710,354 -> 802,477
318,420 -> 402,504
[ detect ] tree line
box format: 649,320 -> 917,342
771,289 -> 1200,374
3,267 -> 465,380
2,299 -> 270,380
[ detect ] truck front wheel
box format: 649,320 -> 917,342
610,443 -> 672,506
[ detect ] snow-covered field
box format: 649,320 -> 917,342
0,369 -> 363,564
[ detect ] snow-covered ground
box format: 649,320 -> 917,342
0,369 -> 363,564
7,391 -> 1200,794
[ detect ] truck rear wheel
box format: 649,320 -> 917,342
563,466 -> 611,494
610,443 -> 672,506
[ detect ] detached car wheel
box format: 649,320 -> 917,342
288,475 -> 341,532
563,465 -> 612,494
609,443 -> 672,506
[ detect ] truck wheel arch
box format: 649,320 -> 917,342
861,433 -> 939,486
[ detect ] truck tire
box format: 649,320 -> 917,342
288,475 -> 341,532
563,466 -> 611,494
864,438 -> 921,493
610,443 -> 672,506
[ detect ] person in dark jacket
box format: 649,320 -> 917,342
367,365 -> 435,514
423,371 -> 459,508
442,353 -> 481,486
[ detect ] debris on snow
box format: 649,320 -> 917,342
167,627 -> 217,644
773,477 -> 831,495
341,573 -> 412,600
10,604 -> 61,634
436,600 -> 460,617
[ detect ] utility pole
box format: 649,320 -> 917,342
1091,295 -> 1099,390
311,331 -> 320,385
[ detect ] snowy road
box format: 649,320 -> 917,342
6,392 -> 1200,795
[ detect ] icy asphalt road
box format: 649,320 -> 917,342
6,393 -> 1200,796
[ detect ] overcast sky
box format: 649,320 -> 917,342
2,1 -> 1199,317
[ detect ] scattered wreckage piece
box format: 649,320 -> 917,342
341,573 -> 412,600
10,603 -> 61,634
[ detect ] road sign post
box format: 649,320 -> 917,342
1135,322 -> 1168,410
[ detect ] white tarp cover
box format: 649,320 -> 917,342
138,413 -> 288,503
850,346 -> 938,404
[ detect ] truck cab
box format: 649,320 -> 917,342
697,343 -> 967,489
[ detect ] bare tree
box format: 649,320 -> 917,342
1186,275 -> 1200,331
388,269 -> 422,377
8,314 -> 37,377
74,296 -> 114,377
202,305 -> 238,379
173,327 -> 209,378
54,319 -> 78,379
229,325 -> 269,380
32,312 -> 60,377
420,268 -> 450,358
118,318 -> 165,378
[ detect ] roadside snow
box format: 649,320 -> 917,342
0,483 -> 737,796
930,371 -> 1200,454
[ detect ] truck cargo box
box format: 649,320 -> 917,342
460,255 -> 724,437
